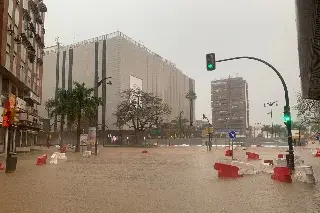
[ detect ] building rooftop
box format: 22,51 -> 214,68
44,31 -> 179,70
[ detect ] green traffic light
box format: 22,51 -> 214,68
284,116 -> 291,122
208,64 -> 213,69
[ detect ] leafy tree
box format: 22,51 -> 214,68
114,88 -> 171,144
185,91 -> 197,126
44,98 -> 55,131
295,92 -> 320,125
46,82 -> 101,152
170,115 -> 189,137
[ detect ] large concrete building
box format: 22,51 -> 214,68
0,0 -> 47,151
40,31 -> 195,133
296,0 -> 320,100
211,77 -> 249,136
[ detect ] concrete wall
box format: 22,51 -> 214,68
41,32 -> 195,131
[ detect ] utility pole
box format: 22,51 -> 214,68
179,111 -> 184,138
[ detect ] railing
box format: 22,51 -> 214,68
43,31 -> 178,69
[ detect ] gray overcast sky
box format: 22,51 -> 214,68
44,0 -> 300,125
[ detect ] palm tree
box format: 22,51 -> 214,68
185,91 -> 197,126
46,89 -> 72,147
68,82 -> 101,152
273,124 -> 282,137
261,125 -> 272,138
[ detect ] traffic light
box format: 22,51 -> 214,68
283,106 -> 291,124
2,109 -> 11,127
206,53 -> 216,71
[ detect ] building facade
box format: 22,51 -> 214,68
295,0 -> 320,100
0,0 -> 46,151
40,31 -> 195,133
211,77 -> 249,135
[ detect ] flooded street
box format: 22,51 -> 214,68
0,146 -> 320,213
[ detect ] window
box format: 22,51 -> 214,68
11,85 -> 17,96
8,0 -> 13,17
2,79 -> 9,95
15,9 -> 20,26
5,44 -> 11,70
6,44 -> 10,54
7,18 -> 13,45
21,47 -> 26,62
27,70 -> 31,77
12,52 -> 17,75
23,0 -> 28,9
20,67 -> 25,82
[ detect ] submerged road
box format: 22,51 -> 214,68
0,146 -> 319,213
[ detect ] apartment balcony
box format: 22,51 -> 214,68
18,112 -> 42,130
36,57 -> 43,66
28,0 -> 39,14
27,50 -> 36,63
22,9 -> 31,22
29,22 -> 35,33
35,14 -> 43,25
38,1 -> 47,12
35,33 -> 44,48
25,106 -> 38,116
14,35 -> 22,44
24,90 -> 40,105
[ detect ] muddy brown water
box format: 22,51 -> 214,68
0,147 -> 319,213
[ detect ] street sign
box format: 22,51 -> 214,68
228,130 -> 236,139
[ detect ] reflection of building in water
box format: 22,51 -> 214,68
41,31 -> 195,133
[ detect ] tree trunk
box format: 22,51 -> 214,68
134,130 -> 144,145
75,113 -> 82,152
190,99 -> 193,126
59,115 -> 64,147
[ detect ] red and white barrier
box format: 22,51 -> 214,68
271,167 -> 292,183
36,154 -> 47,166
225,150 -> 233,157
246,152 -> 260,160
214,162 -> 242,178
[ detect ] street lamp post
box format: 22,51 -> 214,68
216,56 -> 295,169
94,77 -> 112,155
179,111 -> 184,138
264,101 -> 278,138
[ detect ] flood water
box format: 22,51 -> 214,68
0,147 -> 319,213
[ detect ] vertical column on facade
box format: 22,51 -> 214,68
101,40 -> 107,133
54,42 -> 60,132
67,48 -> 73,131
94,42 -> 99,132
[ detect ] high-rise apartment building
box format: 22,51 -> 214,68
0,0 -> 47,150
295,0 -> 320,100
211,77 -> 249,135
40,31 -> 195,133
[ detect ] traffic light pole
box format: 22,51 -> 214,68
216,56 -> 294,169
